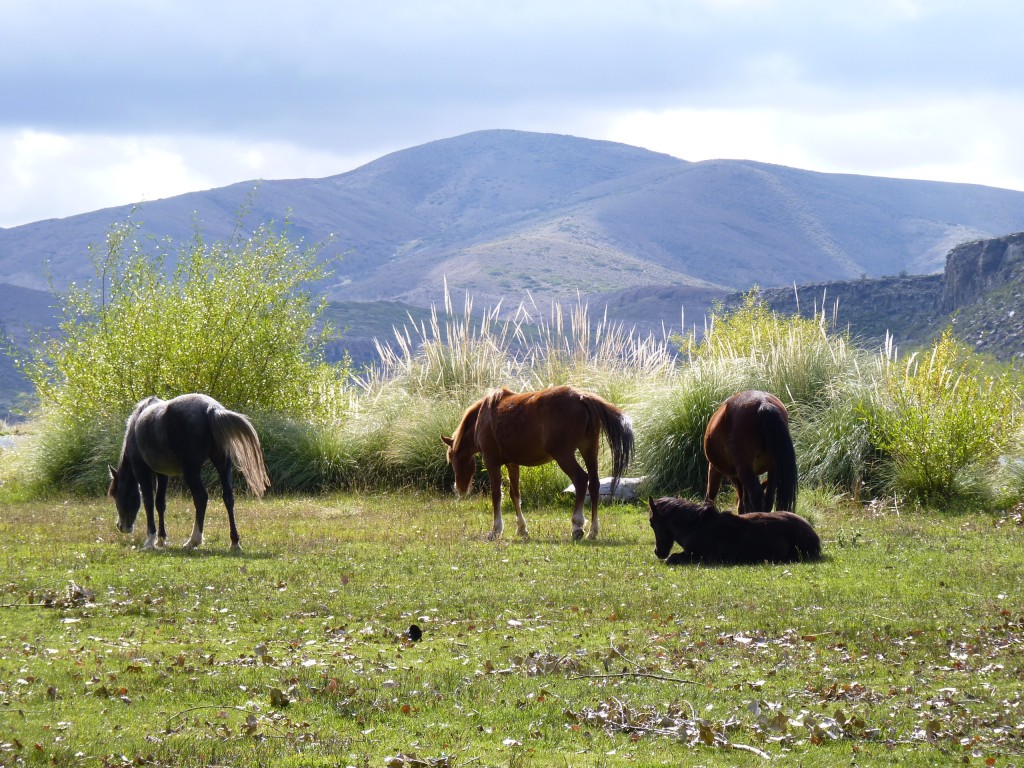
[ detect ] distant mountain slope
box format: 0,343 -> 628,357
4,130 -> 1024,311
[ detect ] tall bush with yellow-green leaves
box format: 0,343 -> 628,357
18,219 -> 343,494
864,329 -> 1020,506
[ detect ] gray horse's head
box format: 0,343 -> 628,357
108,464 -> 141,533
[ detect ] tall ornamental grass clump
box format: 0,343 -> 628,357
688,290 -> 854,405
864,329 -> 1021,506
18,219 -> 343,494
358,290 -> 676,496
355,289 -> 526,490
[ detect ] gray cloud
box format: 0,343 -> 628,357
1,0 -> 1022,226
4,1 -> 1019,144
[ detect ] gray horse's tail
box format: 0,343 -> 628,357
209,407 -> 271,497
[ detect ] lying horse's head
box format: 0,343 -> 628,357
648,496 -> 713,559
108,464 -> 141,533
440,435 -> 476,497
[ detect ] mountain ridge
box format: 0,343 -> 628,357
4,130 -> 1024,309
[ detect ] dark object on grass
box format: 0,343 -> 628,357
405,624 -> 423,642
108,393 -> 270,552
704,390 -> 798,513
442,385 -> 633,541
648,496 -> 820,565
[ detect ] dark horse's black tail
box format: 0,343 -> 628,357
759,403 -> 798,511
584,395 -> 635,498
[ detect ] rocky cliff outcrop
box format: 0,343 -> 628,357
938,232 -> 1024,359
942,232 -> 1024,311
736,275 -> 946,351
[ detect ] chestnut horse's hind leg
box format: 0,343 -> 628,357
555,453 -> 589,541
582,444 -> 601,540
481,454 -> 505,540
736,464 -> 765,513
506,464 -> 529,538
705,463 -> 724,506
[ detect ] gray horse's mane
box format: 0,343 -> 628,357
118,395 -> 163,462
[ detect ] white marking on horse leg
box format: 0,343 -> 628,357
571,490 -> 585,541
587,486 -> 600,540
142,533 -> 158,550
508,465 -> 529,538
182,522 -> 204,550
513,498 -> 529,538
156,536 -> 167,549
488,475 -> 504,540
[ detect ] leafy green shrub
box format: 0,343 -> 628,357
791,381 -> 878,496
864,329 -> 1020,505
20,218 -> 343,493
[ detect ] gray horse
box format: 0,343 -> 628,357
108,393 -> 270,552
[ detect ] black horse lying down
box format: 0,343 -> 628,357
648,496 -> 821,565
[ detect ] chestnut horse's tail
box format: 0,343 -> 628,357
759,404 -> 797,511
584,394 -> 635,497
209,407 -> 272,497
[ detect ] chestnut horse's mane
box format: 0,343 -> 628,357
454,387 -> 520,453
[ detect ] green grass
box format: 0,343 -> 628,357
1,491 -> 1023,767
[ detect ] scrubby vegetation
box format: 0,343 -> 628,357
2,222 -> 1023,514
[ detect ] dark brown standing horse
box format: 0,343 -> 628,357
441,385 -> 634,541
648,496 -> 820,565
108,393 -> 271,552
704,390 -> 797,513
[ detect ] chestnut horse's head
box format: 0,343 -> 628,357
441,434 -> 477,497
442,400 -> 483,497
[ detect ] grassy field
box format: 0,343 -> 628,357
1,488 -> 1023,767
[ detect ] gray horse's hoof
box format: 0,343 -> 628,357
571,528 -> 584,541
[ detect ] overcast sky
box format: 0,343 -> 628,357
2,0 -> 1022,229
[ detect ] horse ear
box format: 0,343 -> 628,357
440,435 -> 454,447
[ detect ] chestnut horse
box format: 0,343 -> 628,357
704,390 -> 797,513
648,496 -> 820,565
442,385 -> 634,541
109,393 -> 271,552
